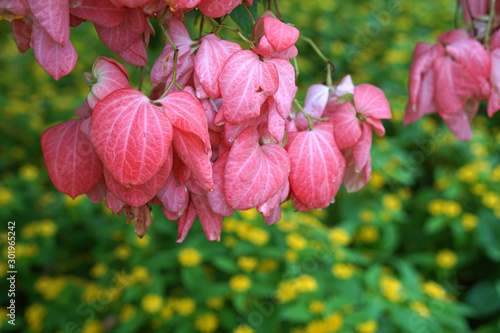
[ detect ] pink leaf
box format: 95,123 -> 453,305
172,128 -> 213,190
191,193 -> 223,241
263,16 -> 299,51
116,38 -> 148,67
488,49 -> 500,117
296,84 -> 329,130
75,100 -> 92,118
104,148 -> 173,206
331,101 -> 362,150
176,201 -> 196,243
404,69 -> 437,125
86,178 -> 107,204
87,56 -> 130,109
197,0 -> 241,18
109,0 -> 153,8
266,58 -> 297,118
10,19 -> 32,53
41,118 -> 103,199
224,127 -> 289,210
31,22 -> 77,80
351,122 -> 372,172
91,88 -> 173,187
287,122 -> 345,210
70,0 -> 125,28
28,0 -> 69,46
156,172 -> 189,214
434,56 -> 478,116
106,190 -> 126,213
354,84 -> 391,119
159,91 -> 210,151
218,50 -> 279,123
95,7 -> 145,53
267,98 -> 285,144
207,151 -> 234,216
252,35 -> 298,60
343,149 -> 371,193
195,34 -> 242,98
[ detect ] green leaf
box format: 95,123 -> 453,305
211,256 -> 239,274
476,211 -> 500,262
424,216 -> 447,235
229,2 -> 258,38
280,301 -> 311,323
465,280 -> 500,318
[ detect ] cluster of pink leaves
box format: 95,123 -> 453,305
3,0 -> 253,80
404,1 -> 500,140
34,3 -> 391,241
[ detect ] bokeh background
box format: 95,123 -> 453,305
1,0 -> 500,332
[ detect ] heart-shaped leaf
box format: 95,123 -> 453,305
91,88 -> 173,187
224,127 -> 289,210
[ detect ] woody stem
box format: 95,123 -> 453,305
159,25 -> 183,99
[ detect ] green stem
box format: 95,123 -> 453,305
299,36 -> 335,87
484,0 -> 496,49
292,57 -> 299,79
293,99 -> 328,130
241,3 -> 255,25
159,25 -> 183,99
273,0 -> 283,21
138,66 -> 144,92
218,24 -> 256,46
199,15 -> 205,38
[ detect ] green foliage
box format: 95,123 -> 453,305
1,0 -> 500,332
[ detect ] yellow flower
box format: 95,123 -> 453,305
239,208 -> 258,220
37,219 -> 57,237
461,213 -> 478,231
25,303 -> 46,333
114,244 -> 131,260
178,248 -> 202,266
286,233 -> 307,250
325,313 -> 343,332
277,219 -> 298,232
309,300 -> 325,314
206,297 -> 224,309
237,256 -> 258,271
294,275 -> 318,292
223,218 -> 239,232
356,320 -> 378,333
329,228 -> 351,246
428,199 -> 444,215
492,165 -> 500,181
370,172 -> 385,188
436,249 -> 457,269
64,195 -> 85,207
458,165 -> 477,183
161,301 -> 175,320
276,281 -> 297,303
397,188 -> 412,200
382,194 -> 401,211
35,276 -> 66,300
442,201 -> 462,218
360,209 -> 375,223
410,301 -> 430,318
0,187 -> 13,206
379,275 -> 403,302
230,275 -> 251,292
120,305 -> 136,323
356,226 -> 379,243
19,164 -> 39,181
175,298 -> 196,316
90,263 -> 107,278
21,223 -> 38,239
135,235 -> 150,248
195,313 -> 219,333
233,324 -> 255,333
223,236 -> 238,248
421,281 -> 447,300
246,228 -> 270,245
483,192 -> 500,209
258,259 -> 279,272
131,266 -> 149,282
141,294 -> 163,313
82,320 -> 102,333
286,250 -> 298,262
332,264 -> 355,279
471,183 -> 487,196
305,320 -> 328,333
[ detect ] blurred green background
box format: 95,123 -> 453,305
1,0 -> 500,332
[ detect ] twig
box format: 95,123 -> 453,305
293,99 -> 328,130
